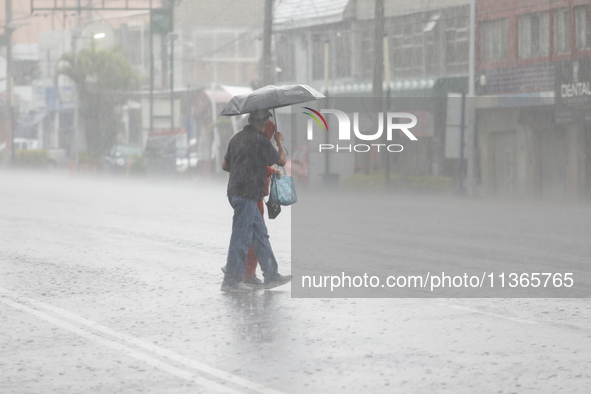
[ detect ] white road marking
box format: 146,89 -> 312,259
437,302 -> 538,324
0,288 -> 286,394
0,295 -> 241,393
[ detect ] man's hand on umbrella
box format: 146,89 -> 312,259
274,132 -> 284,145
274,132 -> 287,166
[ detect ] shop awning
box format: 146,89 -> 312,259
16,111 -> 49,136
274,0 -> 351,30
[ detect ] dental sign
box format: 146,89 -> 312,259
555,58 -> 591,124
560,82 -> 591,97
560,60 -> 591,98
303,107 -> 418,153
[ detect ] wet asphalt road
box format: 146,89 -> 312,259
1,171 -> 590,393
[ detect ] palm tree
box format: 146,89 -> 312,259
57,47 -> 139,157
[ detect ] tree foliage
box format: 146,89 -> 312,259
57,48 -> 138,157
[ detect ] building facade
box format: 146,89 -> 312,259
273,0 -> 472,189
476,0 -> 591,201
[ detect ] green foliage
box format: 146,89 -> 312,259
15,150 -> 50,168
78,151 -> 98,164
345,173 -> 454,194
58,48 -> 138,93
57,48 -> 138,157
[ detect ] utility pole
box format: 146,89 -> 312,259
383,34 -> 392,188
371,0 -> 385,101
371,0 -> 385,173
162,30 -> 168,88
169,0 -> 175,134
72,1 -> 82,169
466,0 -> 476,195
149,16 -> 154,136
5,0 -> 14,165
260,0 -> 273,86
458,92 -> 466,194
72,32 -> 79,169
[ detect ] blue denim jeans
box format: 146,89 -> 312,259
224,195 -> 278,285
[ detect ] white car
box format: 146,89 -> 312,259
176,152 -> 199,173
13,138 -> 40,150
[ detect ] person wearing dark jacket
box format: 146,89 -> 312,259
242,119 -> 280,286
221,109 -> 292,292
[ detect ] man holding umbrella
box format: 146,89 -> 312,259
219,84 -> 324,292
221,109 -> 292,292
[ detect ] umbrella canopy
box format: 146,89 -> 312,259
220,84 -> 325,116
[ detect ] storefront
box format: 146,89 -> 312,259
475,58 -> 591,201
476,95 -> 555,199
554,57 -> 591,200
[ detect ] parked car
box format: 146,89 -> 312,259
175,141 -> 199,173
285,146 -> 309,187
144,129 -> 198,174
14,138 -> 39,150
98,144 -> 143,173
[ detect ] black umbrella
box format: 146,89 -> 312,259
220,84 -> 325,116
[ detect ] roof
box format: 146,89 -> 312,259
176,0 -> 264,30
16,110 -> 49,135
273,0 -> 351,30
355,0 -> 470,20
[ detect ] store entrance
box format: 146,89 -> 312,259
539,128 -> 567,200
585,125 -> 591,200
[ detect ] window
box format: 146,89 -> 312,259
13,60 -> 39,85
554,8 -> 571,54
444,11 -> 469,73
312,35 -> 327,81
194,31 -> 215,58
123,25 -> 148,68
276,35 -> 295,82
193,30 -> 258,85
238,32 -> 257,59
194,30 -> 257,61
335,32 -> 352,78
518,11 -> 550,58
480,18 -> 508,62
215,32 -> 236,59
575,5 -> 590,50
425,27 -> 441,74
391,15 -> 424,77
445,28 -> 468,73
358,27 -> 374,79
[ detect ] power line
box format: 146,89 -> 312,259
192,26 -> 260,59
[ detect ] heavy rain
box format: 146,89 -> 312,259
1,0 -> 591,393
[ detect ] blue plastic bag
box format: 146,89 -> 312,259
269,167 -> 298,206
